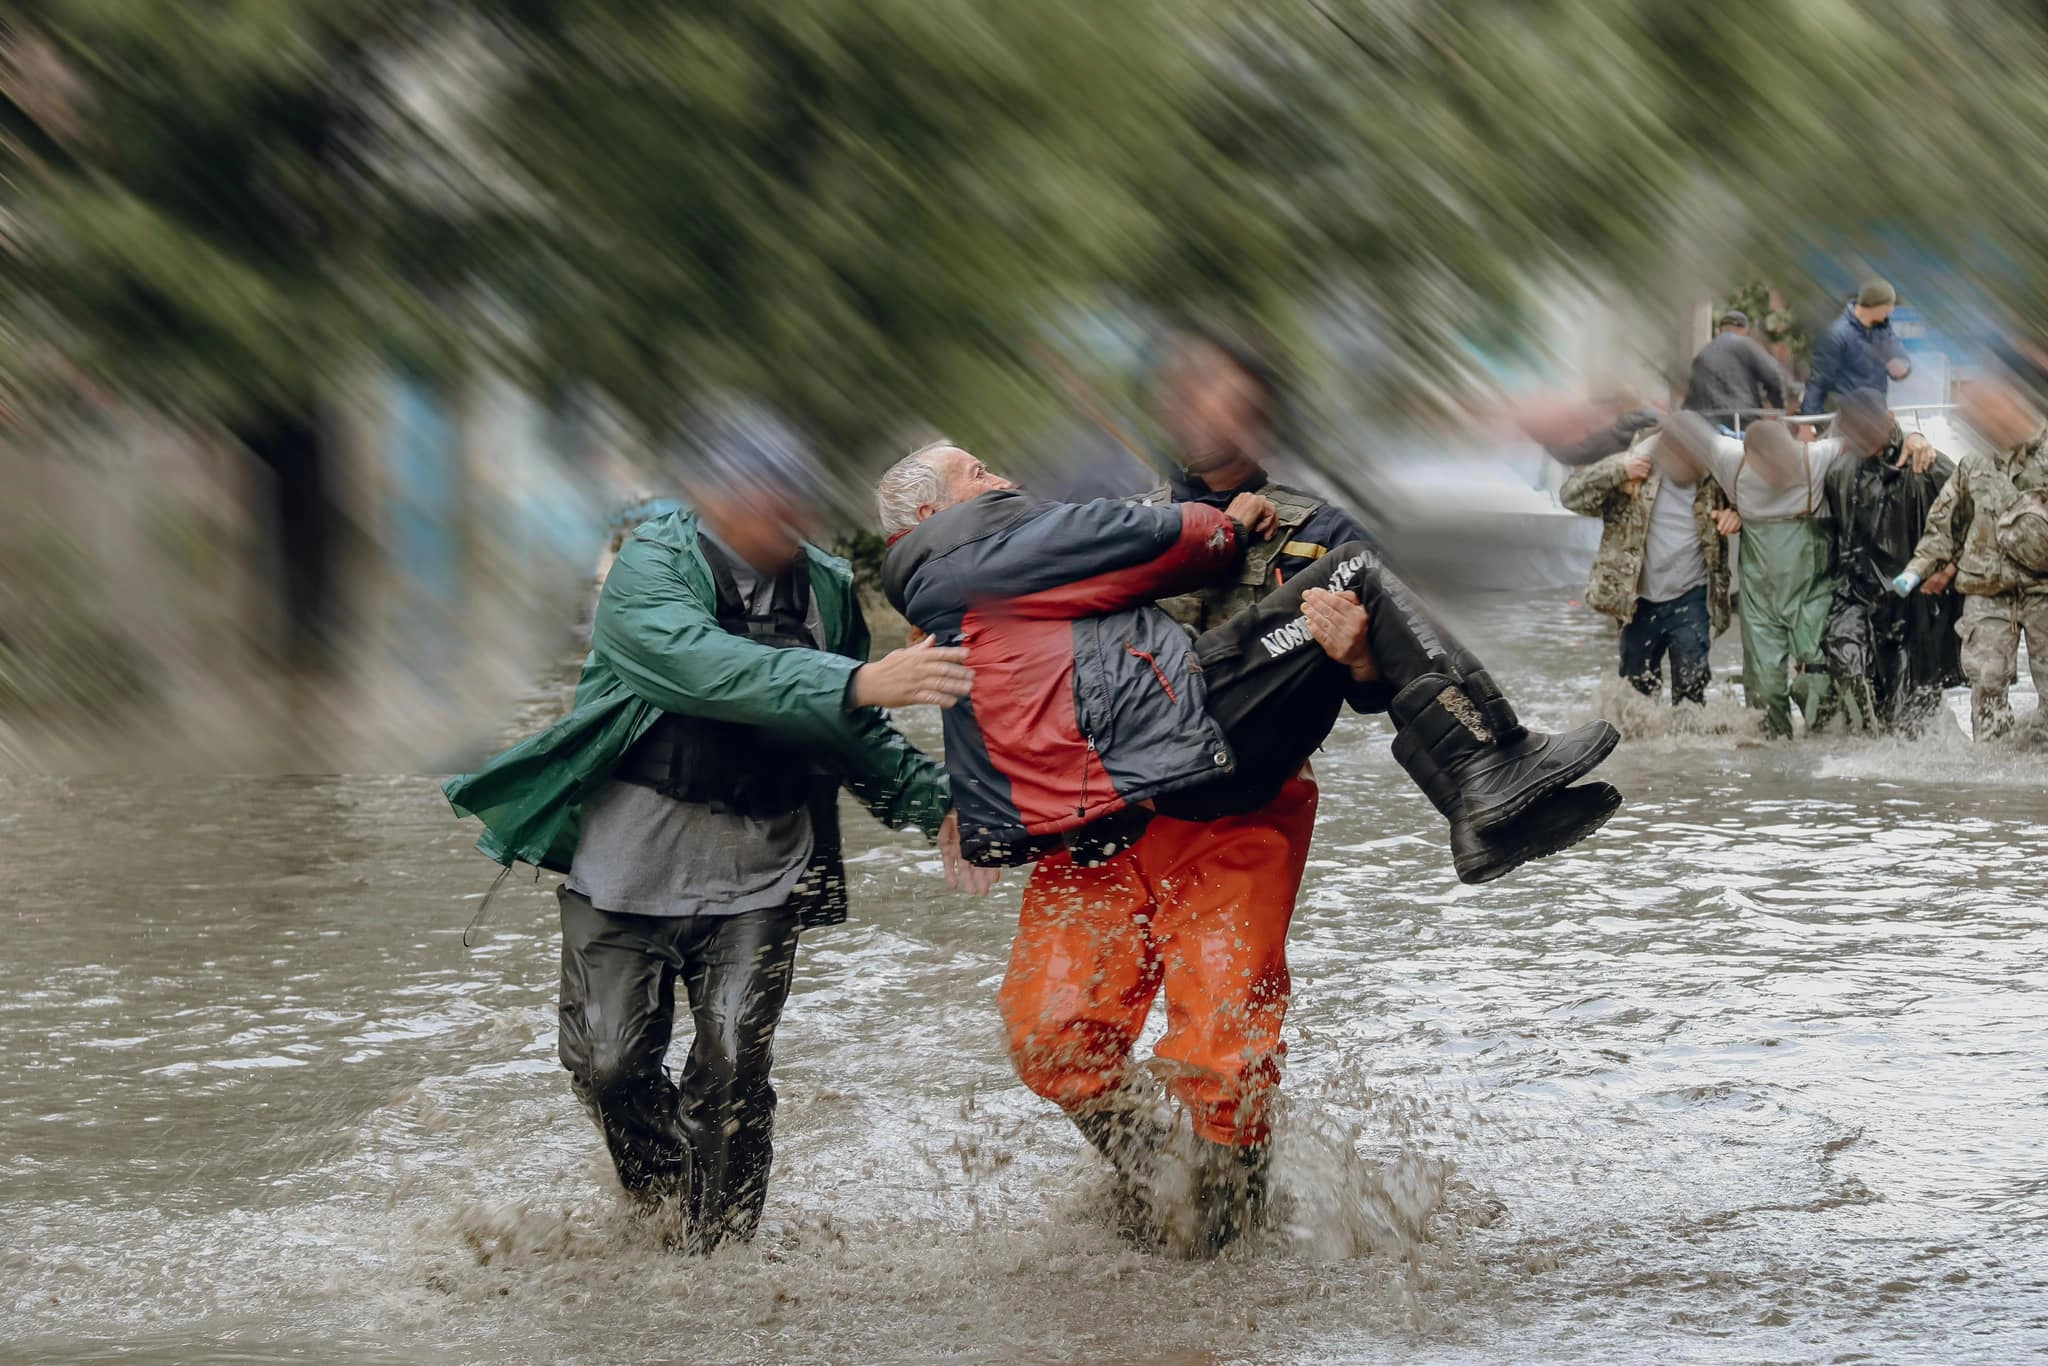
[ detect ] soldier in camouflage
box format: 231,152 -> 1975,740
1140,324 -> 1381,632
1902,368 -> 2048,739
1560,425 -> 1739,706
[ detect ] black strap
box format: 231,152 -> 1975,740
619,532 -> 823,815
697,531 -> 812,640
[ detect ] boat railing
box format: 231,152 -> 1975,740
1720,403 -> 1959,434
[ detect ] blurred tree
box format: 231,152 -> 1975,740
13,0 -> 2048,504
474,0 -> 1186,457
0,2 -> 488,670
1725,283 -> 1807,369
1141,0 -> 2048,408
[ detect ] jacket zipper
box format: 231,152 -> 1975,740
1124,643 -> 1178,703
1079,736 -> 1095,820
1074,668 -> 1093,819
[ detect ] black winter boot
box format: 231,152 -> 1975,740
1391,674 -> 1618,839
1451,782 -> 1621,884
1449,648 -> 1528,747
1390,675 -> 1621,883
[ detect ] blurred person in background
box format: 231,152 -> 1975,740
1821,389 -> 1961,734
1520,380 -> 1665,469
1720,420 -> 1838,736
1656,413 -> 1937,736
1800,279 -> 1911,417
1140,322 -> 1381,624
1640,416 -> 1811,735
876,440 -> 1619,1253
1683,310 -> 1787,424
445,403 -> 994,1252
1560,422 -> 1740,706
1899,362 -> 2048,739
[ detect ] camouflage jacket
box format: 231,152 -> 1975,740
1560,448 -> 1734,633
1905,430 -> 2048,597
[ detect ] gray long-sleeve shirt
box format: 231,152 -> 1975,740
1683,332 -> 1787,420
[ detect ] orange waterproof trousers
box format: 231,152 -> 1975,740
997,777 -> 1318,1146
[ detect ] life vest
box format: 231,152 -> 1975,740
615,533 -> 822,818
1137,481 -> 1326,630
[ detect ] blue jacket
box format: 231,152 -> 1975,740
1801,305 -> 1909,414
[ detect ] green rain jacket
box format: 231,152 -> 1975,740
443,509 -> 951,875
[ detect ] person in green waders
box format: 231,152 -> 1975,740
1653,412 -> 1932,737
1729,420 -> 1841,736
444,401 -> 995,1252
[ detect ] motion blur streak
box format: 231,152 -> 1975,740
7,5 -> 2048,771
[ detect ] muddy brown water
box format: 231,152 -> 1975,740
3,594 -> 2045,1363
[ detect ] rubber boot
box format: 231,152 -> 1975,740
1185,1139 -> 1269,1258
1448,649 -> 1528,746
1972,687 -> 2015,742
1071,1103 -> 1173,1247
1797,665 -> 1838,736
1390,674 -> 1619,839
1834,670 -> 1880,735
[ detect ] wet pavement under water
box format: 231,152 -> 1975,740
3,593 -> 2045,1364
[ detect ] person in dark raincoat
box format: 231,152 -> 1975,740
1821,390 -> 1963,734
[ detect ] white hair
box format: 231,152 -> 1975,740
876,440 -> 959,537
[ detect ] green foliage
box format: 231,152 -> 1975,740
478,0 -> 1186,451
1,2 -> 477,420
1725,283 -> 1808,367
12,0 -> 2048,449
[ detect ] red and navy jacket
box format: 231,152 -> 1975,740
882,490 -> 1245,866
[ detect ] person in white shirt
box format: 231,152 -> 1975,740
1652,413 -> 1931,736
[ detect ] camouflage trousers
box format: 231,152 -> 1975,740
1957,592 -> 2048,739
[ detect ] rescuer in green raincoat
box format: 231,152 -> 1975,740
443,404 -> 988,1251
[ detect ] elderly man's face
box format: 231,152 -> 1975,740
929,446 -> 1014,513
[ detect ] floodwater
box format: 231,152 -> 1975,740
3,593 -> 2045,1364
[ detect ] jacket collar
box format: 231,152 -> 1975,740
2000,427 -> 2048,468
1841,303 -> 1889,339
879,489 -> 1038,610
1170,464 -> 1268,506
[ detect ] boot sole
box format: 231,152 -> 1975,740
1456,782 -> 1622,885
1467,722 -> 1620,836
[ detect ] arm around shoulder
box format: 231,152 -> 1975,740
1560,452 -> 1633,515
1905,461 -> 1966,579
593,536 -> 861,746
